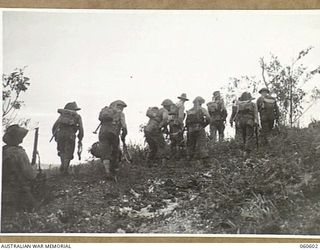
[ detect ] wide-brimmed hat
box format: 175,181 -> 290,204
3,124 -> 28,145
110,100 -> 127,108
64,102 -> 81,111
258,88 -> 270,94
161,99 -> 174,106
193,96 -> 205,105
239,92 -> 255,101
177,93 -> 189,101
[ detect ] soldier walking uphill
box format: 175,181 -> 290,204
207,91 -> 228,142
236,92 -> 259,157
144,99 -> 172,167
98,100 -> 128,179
2,125 -> 38,229
230,98 -> 241,141
257,88 -> 280,146
186,96 -> 211,162
52,102 -> 84,175
168,93 -> 189,159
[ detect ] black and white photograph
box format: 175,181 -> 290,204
1,9 -> 320,234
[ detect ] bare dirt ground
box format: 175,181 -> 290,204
2,126 -> 320,234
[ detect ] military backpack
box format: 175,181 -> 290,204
168,103 -> 179,116
146,107 -> 160,119
57,109 -> 79,126
186,108 -> 204,125
207,101 -> 221,113
99,106 -> 118,122
261,97 -> 277,119
90,141 -> 103,158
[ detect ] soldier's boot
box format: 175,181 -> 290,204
59,157 -> 65,173
103,159 -> 111,179
219,132 -> 224,142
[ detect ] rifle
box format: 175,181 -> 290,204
121,138 -> 132,163
49,126 -> 59,143
31,128 -> 39,165
32,147 -> 47,201
77,141 -> 83,160
254,124 -> 259,149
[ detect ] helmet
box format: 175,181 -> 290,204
64,102 -> 81,111
258,87 -> 270,94
193,96 -> 205,105
161,99 -> 174,106
213,91 -> 220,97
110,100 -> 127,108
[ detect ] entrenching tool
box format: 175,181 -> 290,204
254,124 -> 259,149
93,123 -> 101,134
49,127 -> 58,142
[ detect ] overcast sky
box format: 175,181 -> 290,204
2,10 -> 320,165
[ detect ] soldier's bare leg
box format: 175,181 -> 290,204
210,123 -> 218,142
218,121 -> 225,142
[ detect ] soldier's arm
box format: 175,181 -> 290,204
253,103 -> 259,125
202,108 -> 211,126
52,119 -> 59,135
178,105 -> 185,123
222,108 -> 228,121
230,106 -> 236,122
120,112 -> 127,130
77,115 -> 84,141
120,113 -> 128,140
256,97 -> 263,112
14,149 -> 36,182
274,101 -> 280,122
159,110 -> 169,128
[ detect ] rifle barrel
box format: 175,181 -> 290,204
31,128 -> 39,165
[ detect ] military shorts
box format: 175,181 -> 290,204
56,130 -> 76,160
187,128 -> 208,159
169,124 -> 184,147
98,126 -> 120,164
144,130 -> 166,160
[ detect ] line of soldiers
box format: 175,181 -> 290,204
143,88 -> 279,164
1,87 -> 279,217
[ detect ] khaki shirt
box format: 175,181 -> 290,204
2,145 -> 36,188
176,101 -> 186,124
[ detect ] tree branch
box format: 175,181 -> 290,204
260,58 -> 268,88
3,93 -> 19,117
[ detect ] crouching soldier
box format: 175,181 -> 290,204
52,102 -> 84,175
144,99 -> 172,167
2,125 -> 38,228
186,96 -> 211,161
236,92 -> 259,157
98,100 -> 127,179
